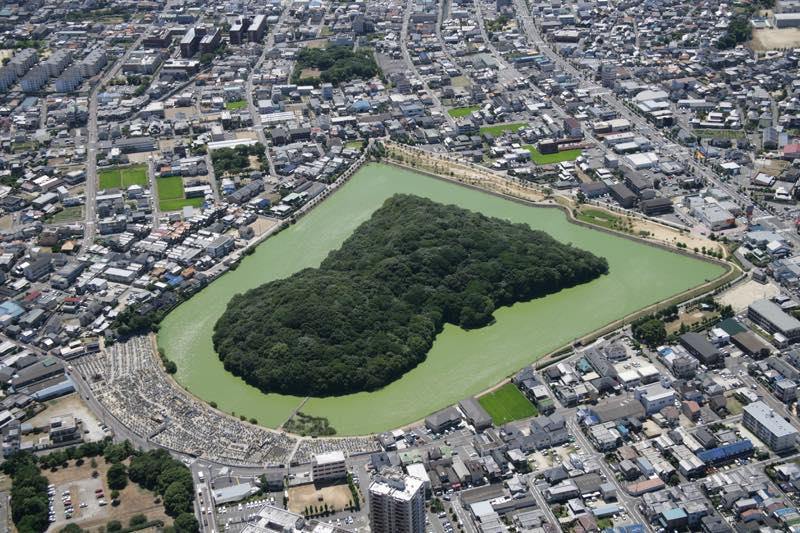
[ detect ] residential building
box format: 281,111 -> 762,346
742,401 -> 798,452
369,469 -> 426,533
311,451 -> 347,484
749,299 -> 800,341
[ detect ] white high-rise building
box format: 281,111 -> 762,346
368,469 -> 425,533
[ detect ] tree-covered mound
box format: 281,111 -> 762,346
212,194 -> 608,396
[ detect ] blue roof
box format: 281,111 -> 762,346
697,439 -> 753,464
663,508 -> 687,520
31,376 -> 75,402
608,525 -> 645,533
164,274 -> 183,287
593,504 -> 621,517
0,301 -> 24,318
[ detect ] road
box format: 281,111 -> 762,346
567,420 -> 652,529
147,157 -> 160,227
81,5 -> 175,253
401,0 -> 455,127
245,2 -> 291,179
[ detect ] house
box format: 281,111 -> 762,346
528,414 -> 570,449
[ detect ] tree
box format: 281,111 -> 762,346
174,513 -> 199,533
129,514 -> 147,527
107,462 -> 128,490
213,194 -> 608,396
107,520 -> 122,532
59,525 -> 83,533
632,317 -> 667,347
164,481 -> 192,517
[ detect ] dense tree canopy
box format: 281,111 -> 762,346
3,451 -> 49,533
292,46 -> 380,86
214,195 -> 609,396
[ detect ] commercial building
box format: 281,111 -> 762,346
742,400 -> 798,452
213,482 -> 255,505
680,332 -> 722,367
49,415 -> 79,444
640,197 -> 674,216
609,183 -> 636,208
693,204 -> 735,231
425,406 -> 461,433
242,505 -> 305,532
634,382 -> 675,415
748,299 -> 800,341
775,13 -> 800,28
369,469 -> 425,533
311,451 -> 347,484
457,398 -> 492,430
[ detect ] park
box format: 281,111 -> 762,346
158,163 -> 726,435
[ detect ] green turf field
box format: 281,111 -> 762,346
98,165 -> 148,189
479,123 -> 527,136
524,145 -> 582,165
478,383 -> 537,425
157,176 -> 204,211
448,106 -> 480,118
225,100 -> 247,110
159,197 -> 204,211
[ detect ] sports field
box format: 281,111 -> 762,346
98,165 -> 148,190
478,383 -> 537,425
524,145 -> 582,165
157,177 -> 204,211
479,123 -> 527,136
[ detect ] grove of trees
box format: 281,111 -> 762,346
6,441 -> 197,533
127,449 -> 197,531
214,194 -> 609,396
210,143 -> 266,175
292,46 -> 380,86
3,451 -> 49,533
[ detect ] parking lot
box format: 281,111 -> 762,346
47,475 -> 105,529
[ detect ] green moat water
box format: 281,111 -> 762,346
158,163 -> 725,435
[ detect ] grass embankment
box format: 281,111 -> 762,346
575,208 -> 632,231
99,165 -> 148,190
478,383 -> 537,425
